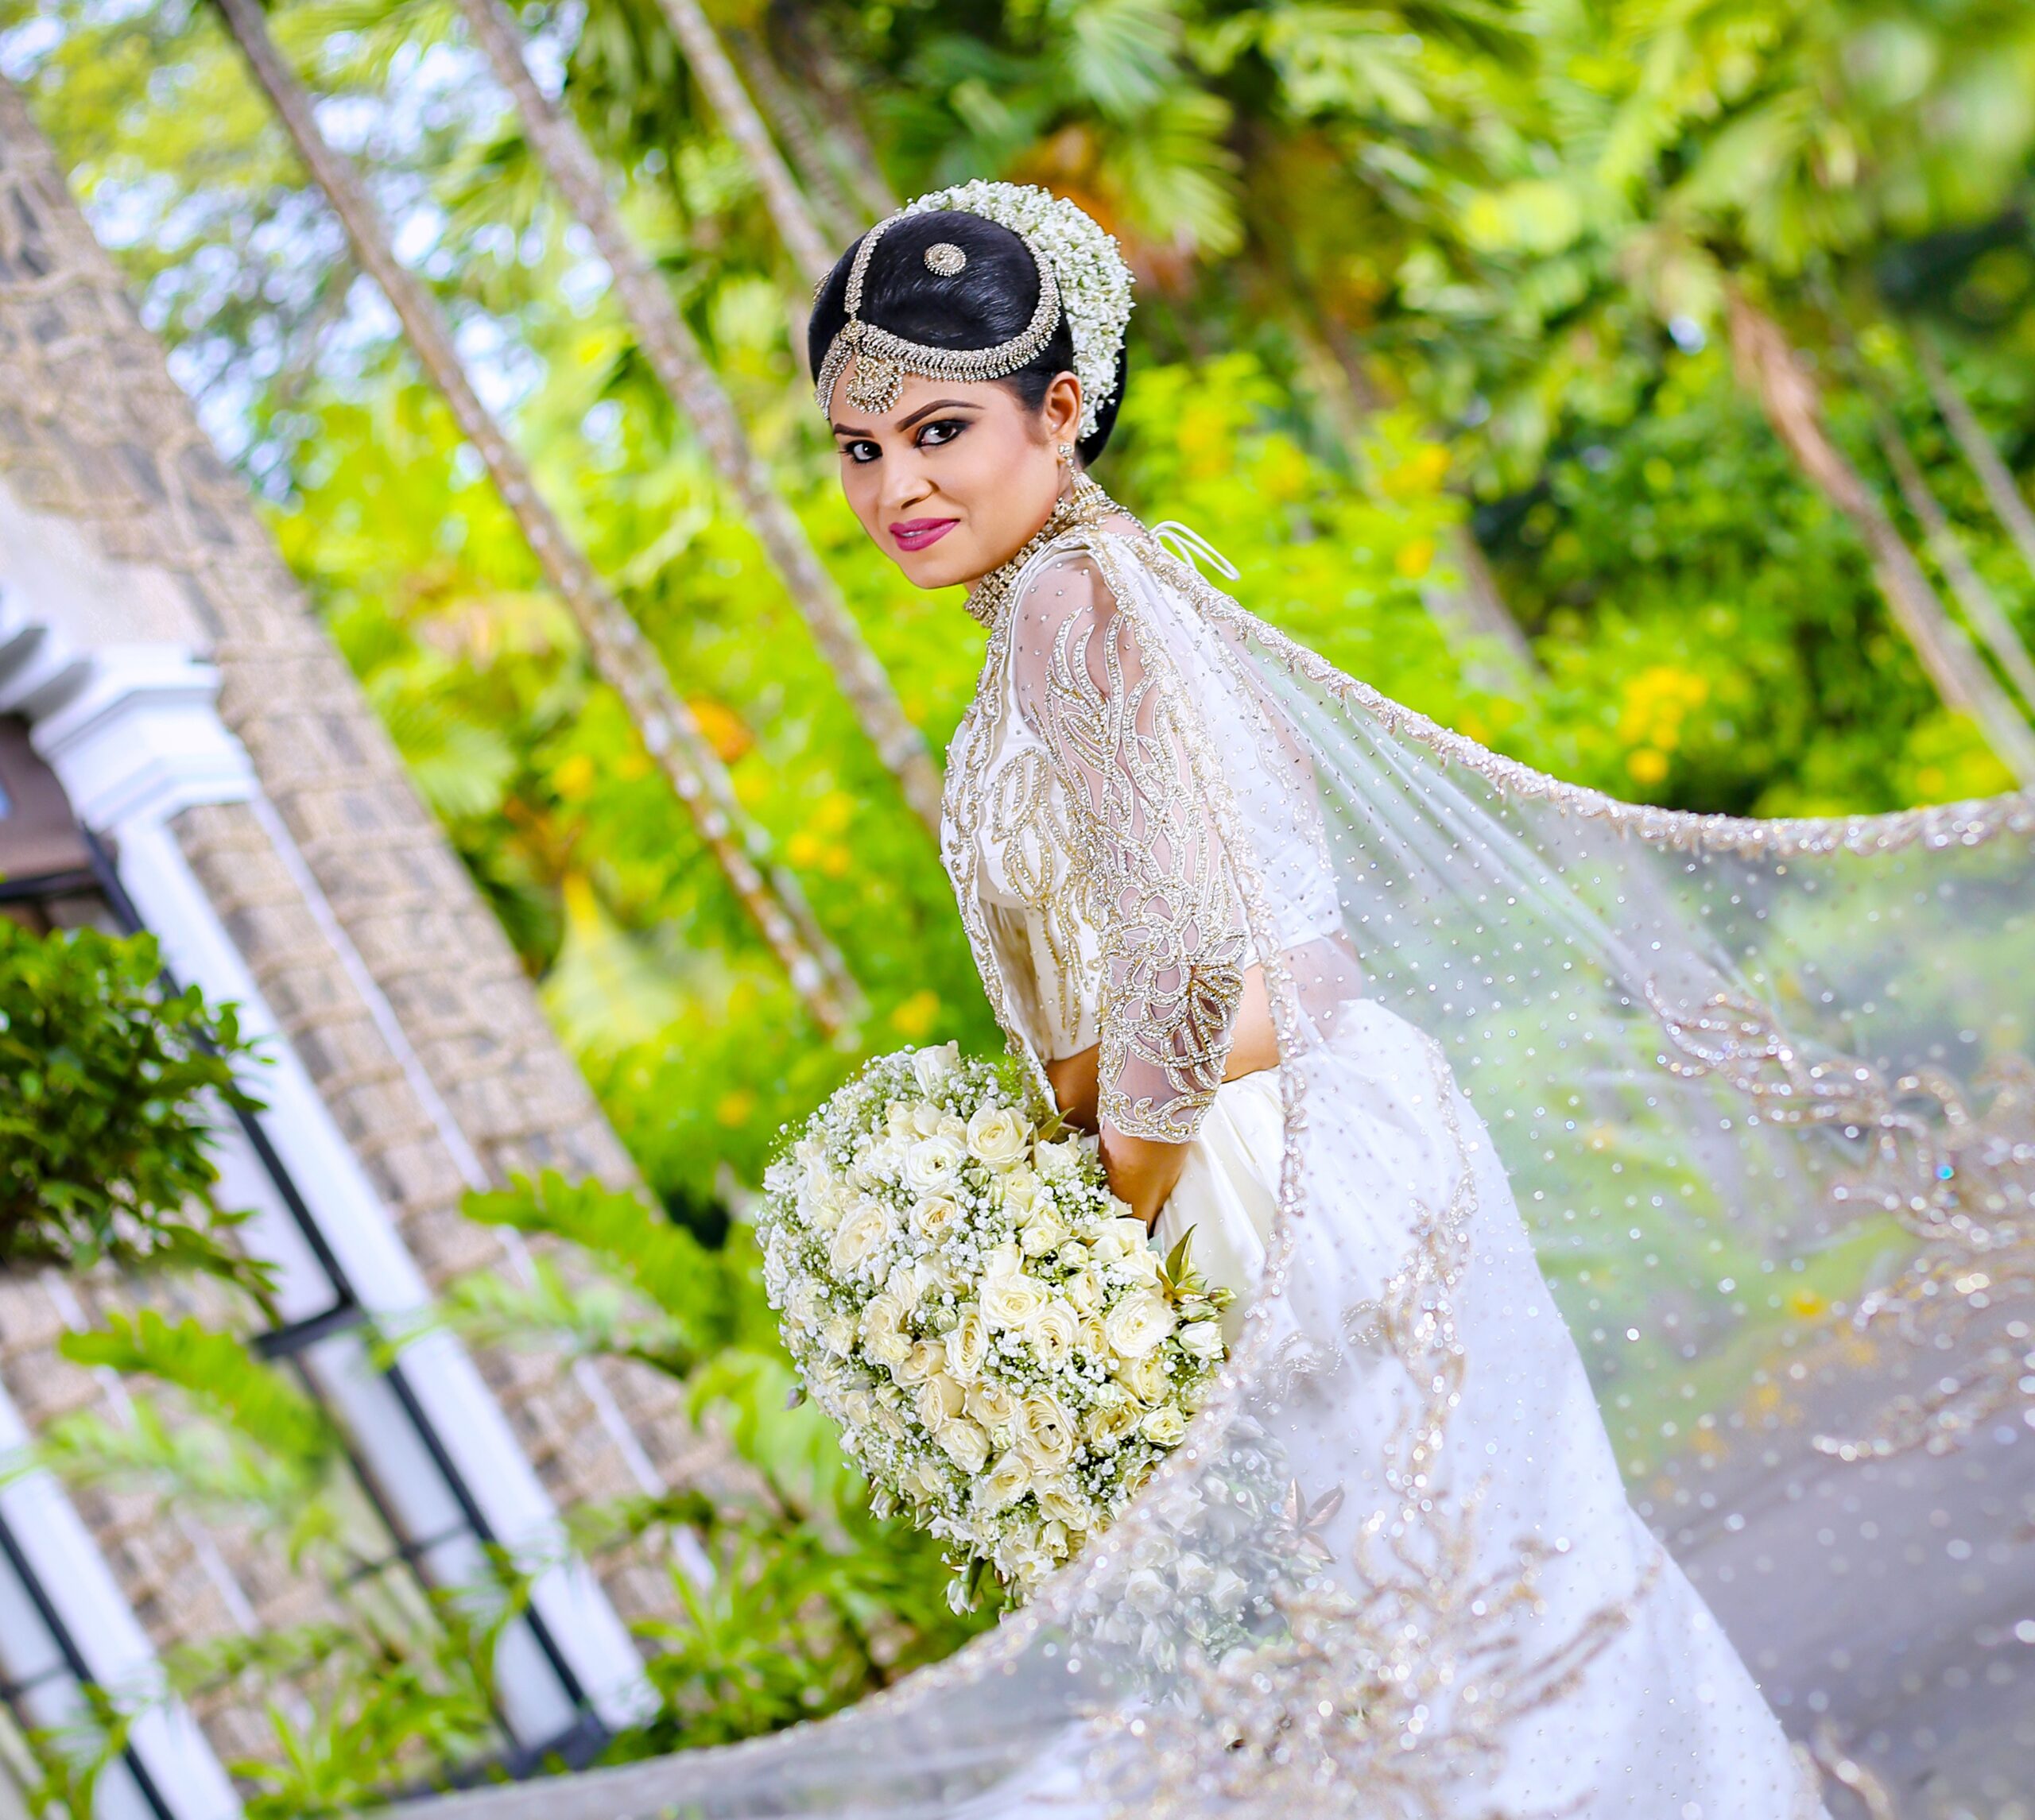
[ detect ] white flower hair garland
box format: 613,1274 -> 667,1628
814,182 -> 1134,443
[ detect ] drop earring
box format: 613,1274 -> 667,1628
1057,442 -> 1076,468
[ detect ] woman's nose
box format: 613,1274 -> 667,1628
880,451 -> 933,511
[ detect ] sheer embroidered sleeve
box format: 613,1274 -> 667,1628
1006,546 -> 1250,1143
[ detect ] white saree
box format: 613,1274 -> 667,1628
407,489 -> 2035,1820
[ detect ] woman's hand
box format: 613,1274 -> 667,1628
1099,1125 -> 1188,1229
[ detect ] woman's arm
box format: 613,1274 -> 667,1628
1045,966 -> 1279,1226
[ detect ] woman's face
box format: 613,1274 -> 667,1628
830,366 -> 1083,591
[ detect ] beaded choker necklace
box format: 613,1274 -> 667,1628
962,475 -> 1118,629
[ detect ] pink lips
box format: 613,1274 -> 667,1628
890,517 -> 959,553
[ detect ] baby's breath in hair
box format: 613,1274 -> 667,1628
896,182 -> 1134,443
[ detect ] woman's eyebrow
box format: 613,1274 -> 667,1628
897,398 -> 977,430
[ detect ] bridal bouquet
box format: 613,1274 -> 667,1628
758,1043 -> 1231,1605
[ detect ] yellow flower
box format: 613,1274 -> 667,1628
890,989 -> 942,1039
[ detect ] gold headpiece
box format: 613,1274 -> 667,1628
812,183 -> 1132,438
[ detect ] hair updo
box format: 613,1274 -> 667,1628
807,211 -> 1127,466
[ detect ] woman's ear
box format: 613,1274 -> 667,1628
1042,371 -> 1084,451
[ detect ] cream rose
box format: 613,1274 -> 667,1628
909,1195 -> 963,1243
966,1104 -> 1030,1169
1015,1393 -> 1077,1470
1091,1216 -> 1146,1263
999,1167 -> 1041,1214
861,1294 -> 911,1369
1064,1268 -> 1103,1315
915,1372 -> 967,1431
910,1042 -> 959,1092
1118,1349 -> 1170,1404
1085,1400 -> 1139,1451
980,1270 -> 1048,1334
1104,1291 -> 1176,1360
944,1309 -> 990,1382
980,1449 -> 1033,1511
828,1199 -> 893,1280
1178,1319 -> 1225,1361
893,1340 -> 944,1386
966,1378 -> 1019,1434
1033,1137 -> 1080,1179
1019,1206 -> 1070,1257
819,1311 -> 856,1357
935,1417 -> 990,1475
1029,1299 -> 1079,1373
1034,1479 -> 1089,1529
1141,1404 -> 1188,1446
903,1134 -> 966,1195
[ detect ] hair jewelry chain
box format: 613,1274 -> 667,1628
814,182 -> 1134,440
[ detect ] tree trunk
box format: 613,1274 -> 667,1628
1869,403 -> 2035,711
649,0 -> 835,288
780,16 -> 899,222
1726,290 -> 2035,785
1913,332 -> 2035,588
455,0 -> 945,842
726,26 -> 863,240
213,0 -> 864,1035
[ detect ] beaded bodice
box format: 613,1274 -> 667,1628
942,490 -> 1339,1143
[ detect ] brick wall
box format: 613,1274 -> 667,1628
0,73 -> 710,1690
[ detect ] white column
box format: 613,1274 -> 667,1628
2,636 -> 654,1741
0,1380 -> 241,1820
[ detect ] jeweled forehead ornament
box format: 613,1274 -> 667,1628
817,208 -> 1062,420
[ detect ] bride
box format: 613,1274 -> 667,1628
807,181 -> 1826,1817
507,184 -> 2031,1820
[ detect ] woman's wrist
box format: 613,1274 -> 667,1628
1099,1123 -> 1188,1229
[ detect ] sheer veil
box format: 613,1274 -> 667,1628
399,520 -> 2035,1819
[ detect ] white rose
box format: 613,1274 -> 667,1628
915,1372 -> 967,1431
1085,1400 -> 1139,1452
1118,1350 -> 1170,1404
904,1135 -> 967,1195
910,1043 -> 960,1092
935,1416 -> 990,1474
1117,1241 -> 1165,1285
819,1311 -> 856,1357
804,1182 -> 846,1235
1019,1207 -> 1070,1257
937,1113 -> 968,1144
1000,1168 -> 1041,1214
1029,1299 -> 1080,1373
1124,1567 -> 1170,1617
1064,1268 -> 1104,1315
983,1241 -> 1024,1282
1092,1217 -> 1147,1263
980,1450 -> 1033,1511
1104,1291 -> 1176,1360
1174,1551 -> 1215,1597
828,1200 -> 893,1280
944,1309 -> 990,1382
1079,1313 -> 1111,1357
893,1339 -> 944,1386
909,1101 -> 944,1137
1141,1404 -> 1188,1446
1040,1518 -> 1073,1561
1033,1137 -> 1080,1179
861,1295 -> 912,1369
966,1104 -> 1031,1170
904,1458 -> 948,1505
966,1378 -> 1019,1435
1016,1393 -> 1078,1470
981,1271 -> 1048,1334
1034,1479 -> 1089,1529
910,1195 -> 963,1243
1178,1319 -> 1225,1361
785,1280 -> 819,1330
1208,1566 -> 1249,1614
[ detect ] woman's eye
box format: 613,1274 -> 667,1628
917,419 -> 967,447
843,440 -> 880,464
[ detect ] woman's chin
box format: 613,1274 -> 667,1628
893,540 -> 986,591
